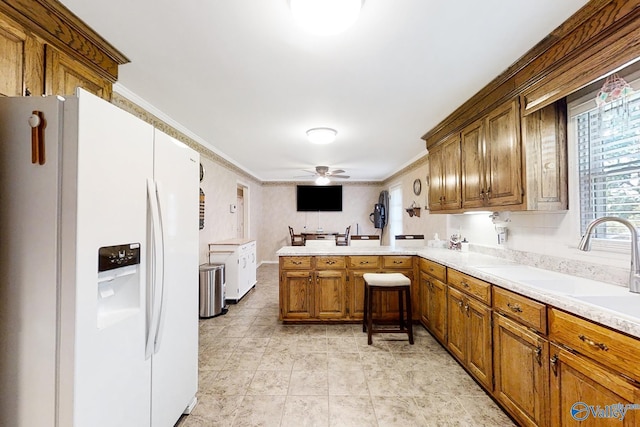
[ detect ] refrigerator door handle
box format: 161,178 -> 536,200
152,181 -> 168,354
145,178 -> 164,360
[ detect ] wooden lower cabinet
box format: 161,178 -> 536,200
280,270 -> 313,320
348,270 -> 376,320
493,313 -> 549,427
314,269 -> 347,319
446,286 -> 493,390
549,343 -> 640,426
419,271 -> 447,344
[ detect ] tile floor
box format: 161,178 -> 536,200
177,264 -> 515,427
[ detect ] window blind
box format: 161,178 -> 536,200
577,94 -> 640,240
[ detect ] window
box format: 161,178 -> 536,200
575,86 -> 640,241
388,184 -> 402,244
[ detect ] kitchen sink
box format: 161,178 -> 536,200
570,295 -> 640,318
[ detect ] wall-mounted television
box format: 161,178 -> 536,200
296,185 -> 343,212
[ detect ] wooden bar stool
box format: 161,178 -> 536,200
362,272 -> 414,345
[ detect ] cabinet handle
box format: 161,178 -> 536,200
578,335 -> 609,351
326,260 -> 335,265
550,354 -> 558,376
507,302 -> 523,313
464,303 -> 470,316
457,300 -> 463,310
534,346 -> 542,366
360,261 -> 369,265
461,281 -> 470,288
293,260 -> 302,265
427,280 -> 433,290
393,260 -> 403,264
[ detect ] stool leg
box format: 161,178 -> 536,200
406,288 -> 414,345
367,286 -> 374,345
363,283 -> 368,332
398,289 -> 404,330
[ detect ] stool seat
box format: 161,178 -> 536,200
362,273 -> 414,345
362,273 -> 410,287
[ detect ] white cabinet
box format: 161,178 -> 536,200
209,239 -> 257,302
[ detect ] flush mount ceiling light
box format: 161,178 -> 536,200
290,0 -> 363,36
306,127 -> 337,144
315,176 -> 331,185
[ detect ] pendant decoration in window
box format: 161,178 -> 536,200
413,178 -> 422,196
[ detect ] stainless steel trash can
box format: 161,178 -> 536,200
199,263 -> 228,318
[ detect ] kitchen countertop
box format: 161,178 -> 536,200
276,246 -> 640,339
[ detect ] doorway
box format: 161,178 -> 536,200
236,183 -> 249,238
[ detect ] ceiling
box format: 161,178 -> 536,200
59,0 -> 589,182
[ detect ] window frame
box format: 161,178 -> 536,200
568,70 -> 640,254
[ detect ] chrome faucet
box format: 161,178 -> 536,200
578,217 -> 640,293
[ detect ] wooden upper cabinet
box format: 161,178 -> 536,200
461,119 -> 485,209
0,14 -> 43,97
428,134 -> 461,211
0,1 -> 128,100
45,46 -> 112,99
522,99 -> 568,210
462,99 -> 523,209
433,96 -> 567,213
485,99 -> 523,207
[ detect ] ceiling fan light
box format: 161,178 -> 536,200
315,176 -> 331,185
306,127 -> 337,144
290,0 -> 362,36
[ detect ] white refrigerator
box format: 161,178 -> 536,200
0,89 -> 199,427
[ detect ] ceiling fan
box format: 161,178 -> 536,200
298,165 -> 350,183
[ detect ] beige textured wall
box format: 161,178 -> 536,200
259,184 -> 382,262
198,157 -> 263,264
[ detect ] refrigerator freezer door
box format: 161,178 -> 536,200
151,129 -> 199,426
69,90 -> 155,427
0,96 -> 64,427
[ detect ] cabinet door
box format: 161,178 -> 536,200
430,277 -> 447,344
461,119 -> 486,209
447,286 -> 466,362
428,146 -> 444,211
441,134 -> 462,210
280,270 -> 313,320
315,270 -> 347,319
466,297 -> 493,391
45,46 -> 112,100
428,134 -> 461,211
550,344 -> 640,426
420,272 -> 431,326
485,99 -> 523,207
494,313 -> 549,427
0,15 -> 44,97
348,270 -> 381,320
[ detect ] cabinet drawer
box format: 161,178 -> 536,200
493,287 -> 547,334
347,256 -> 380,269
447,269 -> 491,305
383,255 -> 413,269
549,308 -> 640,382
419,258 -> 446,282
281,256 -> 311,270
315,256 -> 346,269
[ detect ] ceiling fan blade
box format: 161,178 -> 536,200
327,169 -> 345,175
330,174 -> 350,179
302,169 -> 318,174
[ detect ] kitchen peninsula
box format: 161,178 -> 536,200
277,245 -> 640,427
